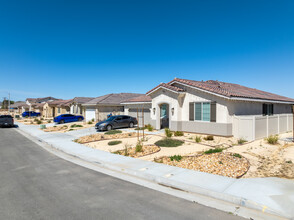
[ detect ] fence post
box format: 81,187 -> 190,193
252,116 -> 256,141
278,114 -> 280,134
266,115 -> 269,137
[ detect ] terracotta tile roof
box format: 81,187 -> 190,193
122,95 -> 152,103
72,97 -> 95,104
169,78 -> 294,102
49,99 -> 73,107
26,97 -> 58,103
84,93 -> 144,105
146,83 -> 184,95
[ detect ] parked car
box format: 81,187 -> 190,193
95,115 -> 138,131
54,114 -> 84,124
0,115 -> 14,127
22,111 -> 41,117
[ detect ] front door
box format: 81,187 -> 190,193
160,104 -> 169,129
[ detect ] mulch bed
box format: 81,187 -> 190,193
154,152 -> 250,178
76,132 -> 142,144
113,144 -> 160,158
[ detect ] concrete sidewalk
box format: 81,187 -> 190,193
15,123 -> 294,219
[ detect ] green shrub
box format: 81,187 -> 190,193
195,136 -> 202,143
70,124 -> 83,128
146,124 -> 154,131
135,127 -> 144,130
219,161 -> 223,164
53,126 -> 57,128
204,148 -> 223,154
237,138 -> 247,145
169,155 -> 182,162
108,140 -> 122,146
165,128 -> 173,138
174,131 -> 184,136
286,160 -> 292,164
91,118 -> 95,122
71,124 -> 77,128
266,135 -> 279,145
204,135 -> 214,141
36,120 -> 42,124
34,118 -> 38,122
69,129 -> 74,131
47,120 -> 52,123
135,142 -> 143,152
155,138 -> 184,147
87,121 -> 93,124
105,130 -> 122,135
232,153 -> 242,158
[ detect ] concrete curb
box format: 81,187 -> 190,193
15,124 -> 293,220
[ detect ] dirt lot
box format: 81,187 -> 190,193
80,130 -> 294,179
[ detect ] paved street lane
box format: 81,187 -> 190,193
0,128 -> 243,220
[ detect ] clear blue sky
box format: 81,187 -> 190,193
0,0 -> 293,101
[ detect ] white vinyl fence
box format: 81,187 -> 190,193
233,114 -> 293,141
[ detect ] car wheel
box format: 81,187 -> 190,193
78,117 -> 82,121
129,122 -> 134,128
106,125 -> 112,131
60,120 -> 65,124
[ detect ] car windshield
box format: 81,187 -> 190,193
106,116 -> 116,121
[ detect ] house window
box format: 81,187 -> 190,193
195,102 -> 211,121
263,104 -> 274,116
58,108 -> 61,113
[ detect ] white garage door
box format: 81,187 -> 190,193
86,108 -> 96,121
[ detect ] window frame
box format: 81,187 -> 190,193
194,101 -> 211,122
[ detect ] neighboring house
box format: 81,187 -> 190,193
46,99 -> 73,118
69,97 -> 94,117
146,78 -> 294,141
9,102 -> 29,114
122,95 -> 152,127
26,97 -> 58,111
82,93 -> 144,122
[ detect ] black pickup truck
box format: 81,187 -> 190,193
0,115 -> 14,127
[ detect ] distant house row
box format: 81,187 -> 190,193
11,78 -> 294,141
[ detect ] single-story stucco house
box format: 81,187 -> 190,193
26,97 -> 58,111
82,93 -> 144,122
45,99 -> 73,118
69,97 -> 94,117
122,95 -> 152,127
146,78 -> 294,141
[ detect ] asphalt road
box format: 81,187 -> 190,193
0,128 -> 243,220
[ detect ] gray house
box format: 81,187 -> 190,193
82,93 -> 144,122
146,78 -> 294,141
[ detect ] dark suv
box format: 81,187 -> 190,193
0,115 -> 14,127
95,115 -> 138,131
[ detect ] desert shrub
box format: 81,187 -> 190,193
108,140 -> 122,146
123,144 -> 131,156
204,135 -> 214,141
87,121 -> 93,125
91,118 -> 95,122
36,119 -> 42,124
47,120 -> 52,123
155,138 -> 184,147
135,127 -> 144,130
266,135 -> 279,145
232,153 -> 242,158
174,131 -> 184,136
165,128 -> 173,138
169,155 -> 182,162
195,136 -> 202,143
70,124 -> 83,128
105,130 -> 122,135
71,124 -> 77,128
286,160 -> 292,164
146,124 -> 154,131
204,148 -> 223,154
237,138 -> 247,145
135,142 -> 143,152
69,129 -> 74,131
34,118 -> 38,122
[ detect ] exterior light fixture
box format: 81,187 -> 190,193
153,108 -> 156,115
171,107 -> 175,116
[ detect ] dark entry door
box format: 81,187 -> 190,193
160,104 -> 169,129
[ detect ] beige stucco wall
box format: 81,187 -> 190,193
84,105 -> 124,122
124,103 -> 152,127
